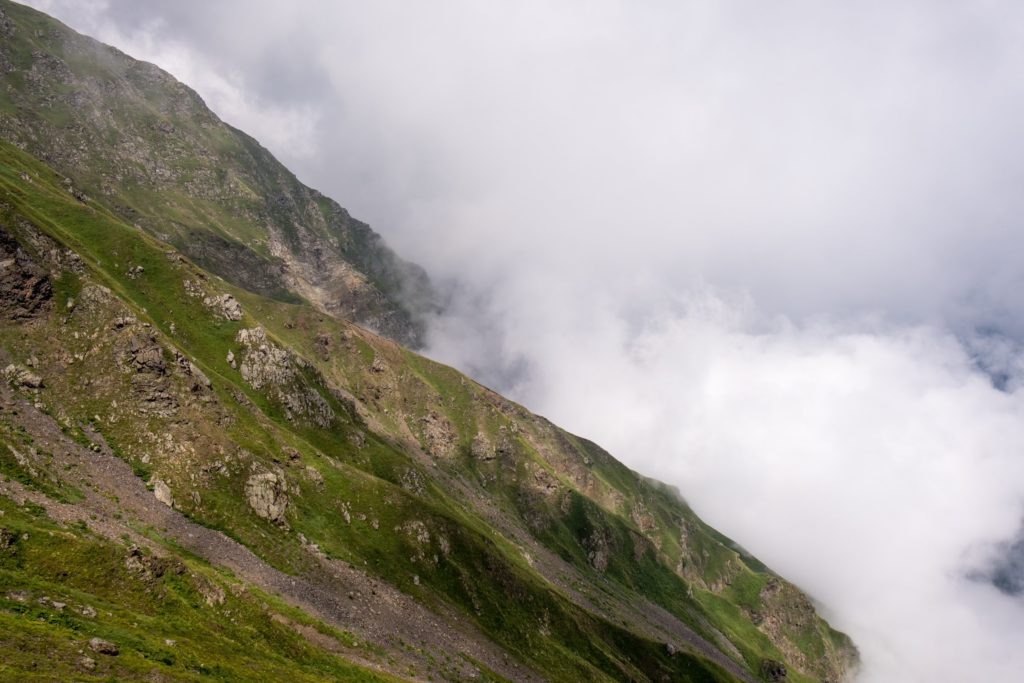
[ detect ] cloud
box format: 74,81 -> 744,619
474,286 -> 1024,682
22,1 -> 1024,680
27,0 -> 323,158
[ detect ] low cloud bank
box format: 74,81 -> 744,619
24,1 -> 1024,679
429,285 -> 1024,682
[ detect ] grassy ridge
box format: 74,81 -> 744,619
0,140 -> 756,681
0,5 -> 858,675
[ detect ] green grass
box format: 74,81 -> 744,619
0,496 -> 400,682
0,63 -> 857,682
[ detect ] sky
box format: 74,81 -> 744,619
22,1 -> 1024,680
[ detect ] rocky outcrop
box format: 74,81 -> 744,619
754,578 -> 857,682
245,470 -> 289,524
470,432 -> 496,461
115,325 -> 178,417
233,327 -> 334,426
202,293 -> 242,321
119,329 -> 167,375
0,226 -> 51,321
420,410 -> 456,459
585,528 -> 613,573
760,658 -> 787,682
123,544 -> 178,582
174,351 -> 212,393
235,327 -> 292,390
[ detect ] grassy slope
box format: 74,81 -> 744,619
0,133 -> 854,682
0,496 -> 399,683
0,142 -> 756,681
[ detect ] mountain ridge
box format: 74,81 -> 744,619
0,2 -> 857,681
0,0 -> 434,347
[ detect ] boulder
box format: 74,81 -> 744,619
245,470 -> 288,523
88,637 -> 118,656
152,479 -> 173,507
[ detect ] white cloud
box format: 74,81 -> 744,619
22,1 -> 1024,680
432,280 -> 1024,681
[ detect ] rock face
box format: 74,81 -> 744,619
245,470 -> 288,523
420,411 -> 456,458
174,351 -> 212,392
0,227 -> 51,321
115,325 -> 178,417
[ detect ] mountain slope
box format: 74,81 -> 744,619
0,0 -> 433,347
0,3 -> 858,682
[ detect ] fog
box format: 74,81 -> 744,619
24,1 -> 1024,680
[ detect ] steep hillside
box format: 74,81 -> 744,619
0,133 -> 854,683
0,3 -> 858,682
0,0 -> 433,347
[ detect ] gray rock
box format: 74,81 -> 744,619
203,293 -> 242,321
120,332 -> 166,375
3,364 -> 43,388
235,327 -> 292,389
245,470 -> 288,523
234,327 -> 334,426
88,637 -> 118,655
152,479 -> 173,507
174,351 -> 212,391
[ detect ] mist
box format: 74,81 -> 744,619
24,1 -> 1024,680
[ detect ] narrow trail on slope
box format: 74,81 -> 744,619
0,387 -> 539,682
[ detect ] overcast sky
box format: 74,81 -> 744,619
24,2 -> 1024,681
